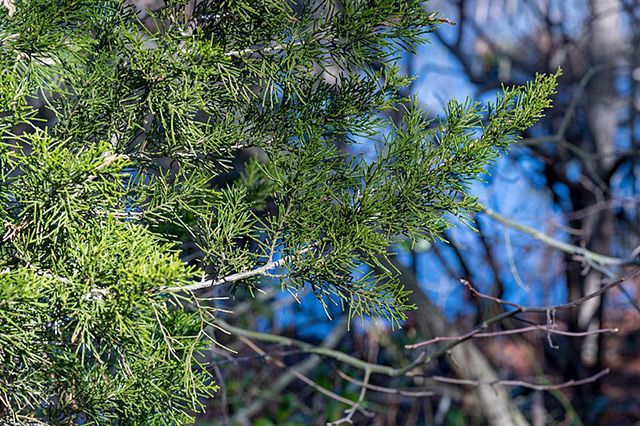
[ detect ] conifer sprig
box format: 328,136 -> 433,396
0,0 -> 558,423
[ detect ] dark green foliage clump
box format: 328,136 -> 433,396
0,0 -> 558,423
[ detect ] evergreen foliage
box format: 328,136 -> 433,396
0,0 -> 558,423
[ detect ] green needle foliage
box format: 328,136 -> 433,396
0,0 -> 558,423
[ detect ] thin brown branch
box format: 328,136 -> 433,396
328,369 -> 373,426
405,324 -> 618,349
407,270 -> 639,364
336,370 -> 435,398
230,321 -> 347,423
460,274 -> 638,313
430,368 -> 610,391
238,336 -> 372,415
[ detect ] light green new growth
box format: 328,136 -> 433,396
0,0 -> 558,423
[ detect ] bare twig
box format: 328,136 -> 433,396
405,324 -> 618,349
162,246 -> 315,292
224,32 -> 335,58
407,271 -> 639,359
484,208 -> 637,267
230,320 -> 347,423
216,318 -> 425,377
483,209 -> 640,314
430,368 -> 610,391
336,370 -> 435,398
210,364 -> 230,426
460,274 -> 638,313
238,336 -> 373,417
504,228 -> 530,291
225,15 -> 452,58
328,369 -> 373,425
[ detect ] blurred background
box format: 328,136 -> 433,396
198,0 -> 640,424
